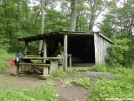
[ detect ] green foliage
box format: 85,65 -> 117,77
0,84 -> 58,101
0,35 -> 10,49
105,37 -> 131,67
100,15 -> 115,38
66,68 -> 78,74
71,77 -> 91,89
48,68 -> 88,80
50,70 -> 68,79
89,64 -> 107,72
90,68 -> 134,101
0,49 -> 14,72
90,64 -> 133,75
45,9 -> 70,32
100,0 -> 134,68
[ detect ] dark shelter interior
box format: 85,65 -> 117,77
46,34 -> 95,65
68,35 -> 95,64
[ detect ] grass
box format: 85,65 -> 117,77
89,64 -> 134,101
0,84 -> 58,101
48,68 -> 89,80
71,77 -> 91,89
0,49 -> 15,72
48,70 -> 68,79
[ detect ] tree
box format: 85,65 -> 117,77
100,0 -> 134,37
101,0 -> 134,67
38,0 -> 45,52
69,0 -> 77,31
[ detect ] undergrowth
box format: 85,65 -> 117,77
0,49 -> 15,72
71,77 -> 91,89
48,68 -> 89,80
90,64 -> 134,101
0,84 -> 58,101
48,70 -> 68,79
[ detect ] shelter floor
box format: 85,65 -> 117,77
69,63 -> 95,67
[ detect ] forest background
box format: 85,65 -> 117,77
0,0 -> 134,67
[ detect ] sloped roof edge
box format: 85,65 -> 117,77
98,33 -> 114,44
17,31 -> 113,43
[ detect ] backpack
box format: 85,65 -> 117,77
15,52 -> 23,63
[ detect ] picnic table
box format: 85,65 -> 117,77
16,57 -> 63,76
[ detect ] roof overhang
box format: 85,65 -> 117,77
17,31 -> 113,44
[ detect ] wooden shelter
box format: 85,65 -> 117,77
18,31 -> 113,71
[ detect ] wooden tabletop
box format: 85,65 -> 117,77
22,57 -> 63,60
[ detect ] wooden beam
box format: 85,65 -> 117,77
63,34 -> 68,71
59,31 -> 92,35
22,57 -> 63,60
16,63 -> 50,66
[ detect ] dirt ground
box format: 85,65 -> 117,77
0,67 -> 114,101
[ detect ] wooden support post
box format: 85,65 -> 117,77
94,34 -> 99,64
42,39 -> 48,76
16,65 -> 19,74
64,35 -> 68,71
49,60 -> 59,74
24,41 -> 28,55
68,54 -> 72,67
24,41 -> 31,72
43,67 -> 49,76
43,39 -> 47,63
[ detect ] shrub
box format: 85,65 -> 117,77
105,37 -> 131,67
0,49 -> 15,72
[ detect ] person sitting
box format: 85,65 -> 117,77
56,42 -> 64,63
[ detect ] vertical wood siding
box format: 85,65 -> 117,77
94,34 -> 112,64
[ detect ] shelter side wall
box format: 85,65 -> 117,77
94,34 -> 112,64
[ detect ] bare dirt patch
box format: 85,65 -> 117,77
0,67 -> 114,101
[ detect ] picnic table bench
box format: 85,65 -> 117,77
16,57 -> 63,76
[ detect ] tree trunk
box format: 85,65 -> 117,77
33,10 -> 40,35
89,0 -> 97,32
69,0 -> 77,31
39,0 -> 45,53
16,0 -> 20,32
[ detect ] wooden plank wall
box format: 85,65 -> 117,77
94,34 -> 111,64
